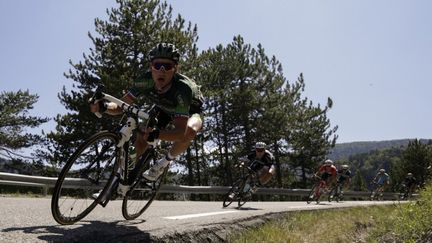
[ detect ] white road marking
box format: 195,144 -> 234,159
163,210 -> 240,220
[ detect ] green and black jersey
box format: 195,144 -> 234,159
127,72 -> 203,117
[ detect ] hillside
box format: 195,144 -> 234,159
328,138 -> 431,161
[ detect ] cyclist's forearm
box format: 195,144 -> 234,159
158,129 -> 187,141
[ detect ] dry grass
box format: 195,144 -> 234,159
228,205 -> 396,243
230,185 -> 432,242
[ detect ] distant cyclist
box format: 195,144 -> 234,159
373,169 -> 390,187
372,169 -> 390,197
335,164 -> 352,197
239,142 -> 276,192
401,172 -> 417,198
315,159 -> 338,190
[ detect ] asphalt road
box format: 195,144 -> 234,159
0,196 -> 401,242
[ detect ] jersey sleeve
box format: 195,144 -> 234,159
173,87 -> 192,117
127,73 -> 154,99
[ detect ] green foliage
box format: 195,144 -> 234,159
0,90 -> 49,160
351,169 -> 368,191
343,147 -> 404,191
393,139 -> 432,187
229,205 -> 396,242
369,184 -> 432,241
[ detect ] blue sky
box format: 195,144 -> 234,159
1,0 -> 431,143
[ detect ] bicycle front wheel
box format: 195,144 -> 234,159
238,178 -> 251,208
122,153 -> 167,220
51,131 -> 120,225
307,184 -> 317,204
222,179 -> 243,208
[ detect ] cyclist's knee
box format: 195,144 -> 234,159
187,114 -> 203,132
183,126 -> 198,142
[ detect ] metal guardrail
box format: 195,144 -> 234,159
0,172 -> 402,199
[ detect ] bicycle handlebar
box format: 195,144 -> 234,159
89,85 -> 149,119
101,93 -> 149,119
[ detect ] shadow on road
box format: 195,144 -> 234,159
236,207 -> 261,211
2,220 -> 156,242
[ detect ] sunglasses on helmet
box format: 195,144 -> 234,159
151,62 -> 175,71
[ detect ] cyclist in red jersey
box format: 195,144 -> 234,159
315,159 -> 338,189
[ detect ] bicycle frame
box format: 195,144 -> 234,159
91,88 -> 161,206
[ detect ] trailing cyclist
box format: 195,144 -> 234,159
334,164 -> 352,199
90,42 -> 204,182
400,172 -> 417,199
371,168 -> 390,199
239,142 -> 276,194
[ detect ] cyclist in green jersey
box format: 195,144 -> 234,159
91,43 -> 203,181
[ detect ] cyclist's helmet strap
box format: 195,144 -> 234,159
148,43 -> 180,63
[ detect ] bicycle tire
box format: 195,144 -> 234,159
121,151 -> 167,220
237,178 -> 251,208
51,131 -> 120,225
222,179 -> 243,208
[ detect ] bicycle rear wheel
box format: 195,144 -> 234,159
122,152 -> 167,220
222,179 -> 243,208
51,131 -> 120,225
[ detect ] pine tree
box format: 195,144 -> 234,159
287,74 -> 338,186
0,90 -> 49,160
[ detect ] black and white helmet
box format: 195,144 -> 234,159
255,142 -> 266,149
148,43 -> 180,63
